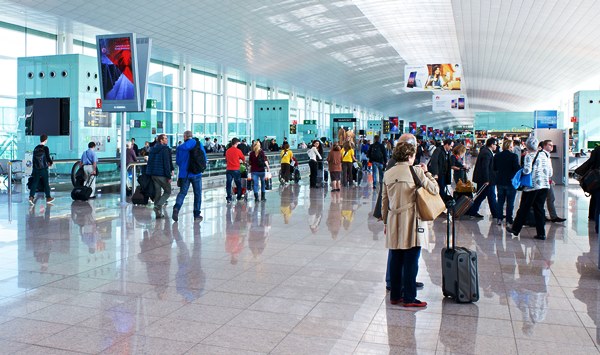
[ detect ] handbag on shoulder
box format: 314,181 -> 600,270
409,166 -> 446,221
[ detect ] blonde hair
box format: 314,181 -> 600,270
252,141 -> 262,156
452,144 -> 466,156
502,140 -> 513,151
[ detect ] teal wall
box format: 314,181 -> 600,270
17,54 -> 117,166
475,111 -> 565,133
573,91 -> 600,151
253,99 -> 290,143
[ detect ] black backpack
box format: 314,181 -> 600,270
32,145 -> 47,169
188,138 -> 207,174
370,143 -> 384,162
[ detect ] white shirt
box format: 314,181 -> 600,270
307,147 -> 322,161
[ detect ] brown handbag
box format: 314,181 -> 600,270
409,166 -> 446,221
455,179 -> 475,193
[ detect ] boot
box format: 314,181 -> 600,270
254,193 -> 259,202
261,192 -> 266,202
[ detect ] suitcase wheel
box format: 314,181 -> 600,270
443,292 -> 449,298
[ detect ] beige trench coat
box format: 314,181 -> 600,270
382,162 -> 439,249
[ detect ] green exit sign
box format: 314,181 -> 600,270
304,120 -> 316,125
140,120 -> 148,128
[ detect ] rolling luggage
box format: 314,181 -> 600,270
452,182 -> 489,218
71,175 -> 95,201
132,186 -> 149,205
442,201 -> 479,303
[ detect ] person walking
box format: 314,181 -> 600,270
427,139 -> 453,200
341,141 -> 355,187
146,134 -> 174,218
225,138 -> 246,203
29,134 -> 55,204
80,141 -> 98,199
130,138 -> 139,156
173,131 -> 207,222
279,143 -> 293,185
327,143 -> 342,192
249,141 -> 270,202
450,144 -> 469,184
307,140 -> 322,188
494,139 -> 521,224
368,135 -> 387,190
382,142 -> 439,308
507,136 -> 553,240
540,140 -> 566,223
466,138 -> 500,220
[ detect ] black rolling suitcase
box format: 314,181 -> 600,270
132,186 -> 149,205
442,201 -> 479,303
71,175 -> 95,201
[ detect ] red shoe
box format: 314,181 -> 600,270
402,299 -> 427,307
390,298 -> 404,305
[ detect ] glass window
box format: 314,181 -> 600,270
0,27 -> 25,56
255,86 -> 268,100
0,59 -> 17,97
26,33 -> 56,56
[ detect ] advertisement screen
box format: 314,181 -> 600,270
389,117 -> 399,134
420,125 -> 427,135
409,122 -> 417,135
405,63 -> 461,91
96,33 -> 141,112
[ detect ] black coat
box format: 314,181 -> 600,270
428,146 -> 450,181
472,146 -> 495,185
493,149 -> 520,186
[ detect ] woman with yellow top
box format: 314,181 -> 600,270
341,141 -> 356,187
279,143 -> 293,185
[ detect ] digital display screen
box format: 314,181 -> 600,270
98,37 -> 135,100
389,117 -> 399,133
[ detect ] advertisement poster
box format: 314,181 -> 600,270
84,107 -> 112,127
432,94 -> 467,112
409,122 -> 417,135
405,63 -> 462,91
389,117 -> 399,134
420,125 -> 427,135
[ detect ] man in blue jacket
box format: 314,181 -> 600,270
146,134 -> 174,218
173,131 -> 207,222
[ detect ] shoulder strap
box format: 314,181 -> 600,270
532,151 -> 541,166
409,166 -> 422,187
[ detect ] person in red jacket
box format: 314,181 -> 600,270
225,138 -> 246,203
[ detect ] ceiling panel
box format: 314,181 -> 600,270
1,0 -> 600,129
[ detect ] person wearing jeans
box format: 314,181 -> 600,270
368,135 -> 387,189
225,138 -> 246,202
146,134 -> 174,218
507,137 -> 553,240
173,131 -> 206,222
249,141 -> 269,201
494,140 -> 520,224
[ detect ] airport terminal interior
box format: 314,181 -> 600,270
0,0 -> 600,354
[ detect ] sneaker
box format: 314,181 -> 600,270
390,298 -> 404,305
194,215 -> 203,222
226,197 -> 232,204
496,218 -> 502,226
46,197 -> 55,204
416,282 -> 424,288
402,299 -> 427,307
506,226 -> 519,237
28,196 -> 35,205
172,208 -> 179,222
472,213 -> 484,219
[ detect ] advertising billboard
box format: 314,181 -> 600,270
405,63 -> 462,91
432,94 -> 467,112
409,122 -> 417,135
389,117 -> 399,134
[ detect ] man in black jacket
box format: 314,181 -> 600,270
427,139 -> 453,200
467,137 -> 500,219
146,134 -> 174,218
494,139 -> 521,224
367,135 -> 387,189
29,134 -> 55,204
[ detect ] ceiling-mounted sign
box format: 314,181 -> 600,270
534,110 -> 558,129
405,63 -> 462,91
432,94 -> 466,111
333,118 -> 356,122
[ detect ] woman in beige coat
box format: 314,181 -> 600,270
382,142 -> 439,307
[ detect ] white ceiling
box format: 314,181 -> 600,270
1,0 -> 600,129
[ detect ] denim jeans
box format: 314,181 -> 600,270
389,247 -> 421,302
497,185 -> 517,222
226,170 -> 242,200
372,162 -> 384,187
174,174 -> 202,217
252,171 -> 266,193
29,168 -> 51,198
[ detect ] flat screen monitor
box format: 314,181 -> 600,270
25,98 -> 70,136
96,33 -> 141,112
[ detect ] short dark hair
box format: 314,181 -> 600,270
542,140 -> 553,147
486,138 -> 497,147
231,137 -> 240,145
131,138 -> 135,142
40,134 -> 48,143
443,139 -> 453,146
88,141 -> 96,149
374,135 -> 380,142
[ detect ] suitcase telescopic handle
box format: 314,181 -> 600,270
446,199 -> 456,249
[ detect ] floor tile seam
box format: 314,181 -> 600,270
22,343 -> 95,354
197,322 -> 286,353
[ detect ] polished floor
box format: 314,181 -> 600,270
0,174 -> 598,354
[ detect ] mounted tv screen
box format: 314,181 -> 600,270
25,98 -> 70,136
96,33 -> 141,112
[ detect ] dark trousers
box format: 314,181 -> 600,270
280,163 -> 291,182
438,175 -> 450,200
309,160 -> 318,187
389,247 -> 421,303
151,176 -> 172,208
497,185 -> 517,222
29,168 -> 51,198
512,189 -> 548,237
226,170 -> 242,200
468,183 -> 500,218
593,191 -> 600,233
342,162 -> 353,186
